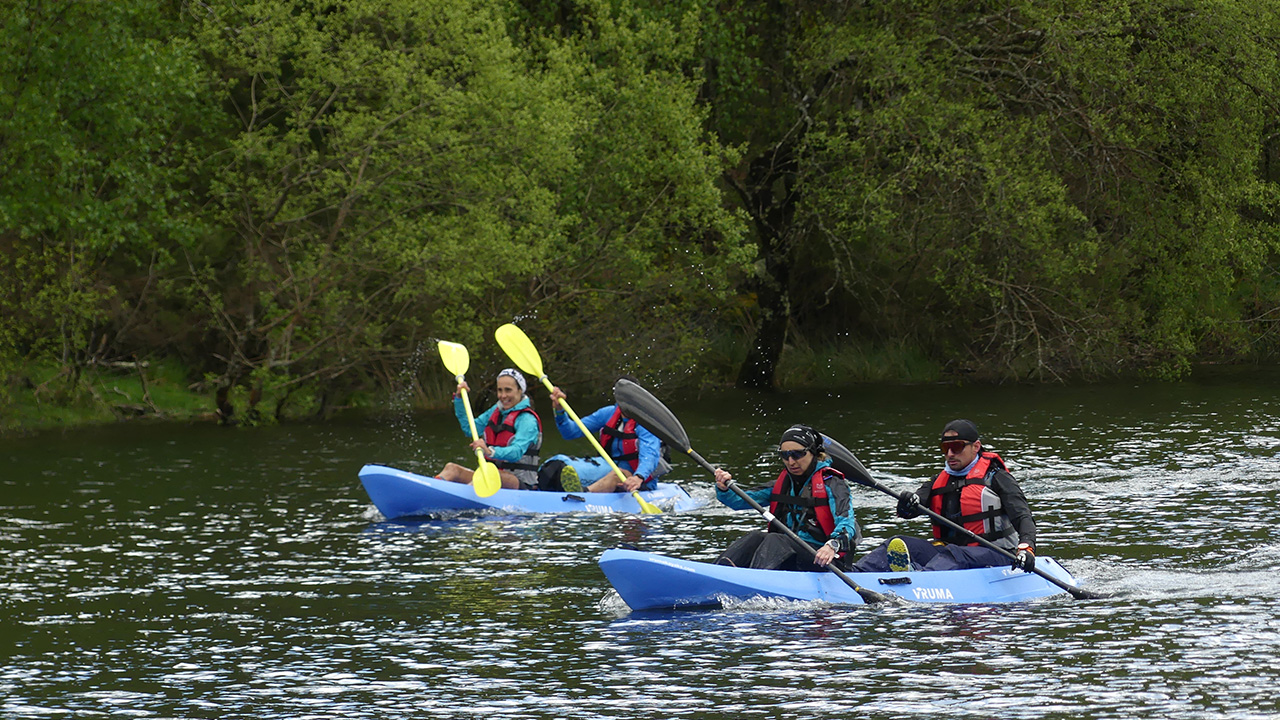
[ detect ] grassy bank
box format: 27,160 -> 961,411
701,331 -> 943,389
1,359 -> 216,435
773,338 -> 942,388
0,356 -> 464,436
2,337 -> 944,436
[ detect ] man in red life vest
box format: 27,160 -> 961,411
536,379 -> 671,494
850,419 -> 1038,573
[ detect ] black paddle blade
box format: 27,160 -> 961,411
821,434 -> 878,489
613,378 -> 691,452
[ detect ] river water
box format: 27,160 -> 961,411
3,370 -> 1279,719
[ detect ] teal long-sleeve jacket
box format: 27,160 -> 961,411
716,458 -> 860,553
454,395 -> 540,464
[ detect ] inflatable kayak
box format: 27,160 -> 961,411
359,464 -> 703,519
598,548 -> 1084,609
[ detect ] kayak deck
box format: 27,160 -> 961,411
359,464 -> 702,519
598,548 -> 1083,609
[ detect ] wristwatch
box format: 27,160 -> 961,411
824,539 -> 840,551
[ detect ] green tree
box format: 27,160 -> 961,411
0,0 -> 212,402
704,0 -> 1280,384
185,0 -> 748,420
500,0 -> 751,389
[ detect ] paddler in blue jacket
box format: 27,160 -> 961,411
537,379 -> 671,494
437,368 -> 542,490
712,425 -> 861,571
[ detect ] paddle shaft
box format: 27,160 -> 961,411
539,378 -> 629,482
455,376 -> 493,470
851,471 -> 1101,600
682,447 -> 890,605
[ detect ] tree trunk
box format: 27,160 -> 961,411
732,148 -> 799,389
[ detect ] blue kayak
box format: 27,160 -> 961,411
598,548 -> 1084,609
359,464 -> 703,519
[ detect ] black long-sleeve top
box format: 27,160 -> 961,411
899,466 -> 1037,549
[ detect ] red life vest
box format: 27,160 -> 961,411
768,466 -> 845,554
929,451 -> 1016,549
598,407 -> 642,475
483,405 -> 543,472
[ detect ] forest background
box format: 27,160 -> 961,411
4,0 -> 1280,432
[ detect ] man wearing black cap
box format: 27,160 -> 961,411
850,419 -> 1038,573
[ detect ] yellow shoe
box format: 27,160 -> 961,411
887,538 -> 911,572
559,465 -> 582,493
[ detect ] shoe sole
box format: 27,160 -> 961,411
887,538 -> 911,572
560,466 -> 582,493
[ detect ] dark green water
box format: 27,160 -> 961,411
3,371 -> 1280,718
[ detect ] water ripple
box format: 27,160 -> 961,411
4,377 -> 1280,718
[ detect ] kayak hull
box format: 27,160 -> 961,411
359,464 -> 702,518
598,548 -> 1083,609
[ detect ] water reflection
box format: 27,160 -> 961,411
3,372 -> 1280,718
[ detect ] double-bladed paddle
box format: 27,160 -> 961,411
819,435 -> 1103,600
436,340 -> 502,498
493,324 -> 663,514
612,378 -> 891,605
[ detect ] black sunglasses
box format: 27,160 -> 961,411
778,449 -> 809,461
939,439 -> 972,454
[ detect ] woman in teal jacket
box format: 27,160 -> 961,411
713,425 -> 861,571
437,368 -> 543,490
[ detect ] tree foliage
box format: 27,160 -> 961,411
0,0 -> 212,398
710,0 -> 1280,382
3,0 -> 1280,425
179,0 -> 747,419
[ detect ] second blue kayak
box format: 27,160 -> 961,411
359,464 -> 703,518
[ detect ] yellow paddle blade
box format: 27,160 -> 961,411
473,454 -> 501,497
437,340 -> 470,378
494,323 -> 544,378
634,491 -> 663,514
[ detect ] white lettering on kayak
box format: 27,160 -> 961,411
912,586 -> 955,600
